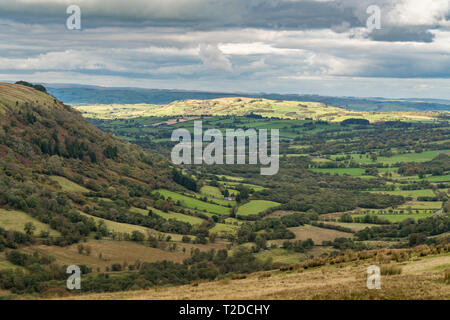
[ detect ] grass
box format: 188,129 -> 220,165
153,189 -> 230,215
353,212 -> 434,222
78,210 -> 182,241
19,240 -> 186,272
75,97 -> 441,122
200,186 -> 223,198
288,225 -> 353,243
216,181 -> 266,192
321,221 -> 379,232
49,176 -> 90,193
148,207 -> 205,226
369,189 -> 435,198
331,150 -> 450,165
255,248 -> 303,264
209,223 -> 239,235
236,200 -> 280,217
0,208 -> 60,237
397,201 -> 442,210
381,265 -> 403,275
310,168 -> 367,177
59,252 -> 450,300
0,259 -> 24,271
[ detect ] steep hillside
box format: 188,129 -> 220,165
0,83 -> 174,246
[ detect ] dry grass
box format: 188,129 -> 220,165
20,240 -> 185,272
444,269 -> 450,284
52,253 -> 450,300
380,264 -> 402,275
0,208 -> 60,237
288,225 -> 353,243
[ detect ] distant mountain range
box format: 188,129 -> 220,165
43,84 -> 450,112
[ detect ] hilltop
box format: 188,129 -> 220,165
75,97 -> 444,122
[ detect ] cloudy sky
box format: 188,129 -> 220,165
1,0 -> 450,99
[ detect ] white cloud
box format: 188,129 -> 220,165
198,44 -> 232,72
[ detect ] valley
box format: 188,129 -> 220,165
0,82 -> 449,300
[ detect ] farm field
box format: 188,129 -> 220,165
49,176 -> 90,193
148,207 -> 205,226
321,222 -> 379,232
330,150 -> 450,165
310,168 -> 369,177
353,212 -> 435,223
209,223 -> 239,235
153,189 -> 231,215
369,189 -> 436,198
0,209 -> 60,237
397,201 -> 442,210
77,211 -> 183,241
20,240 -> 186,271
200,186 -> 223,198
288,225 -> 353,243
236,200 -> 280,217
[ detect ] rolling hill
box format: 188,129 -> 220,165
75,97 -> 444,122
46,84 -> 450,112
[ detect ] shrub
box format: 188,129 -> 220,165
380,264 -> 402,275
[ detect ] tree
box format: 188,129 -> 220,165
24,222 -> 36,236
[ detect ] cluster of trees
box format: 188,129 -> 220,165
235,213 -> 314,245
172,169 -> 198,191
0,227 -> 31,251
339,213 -> 390,225
398,154 -> 449,177
355,216 -> 450,242
282,239 -> 314,252
15,81 -> 47,93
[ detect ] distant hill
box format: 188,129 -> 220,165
75,97 -> 443,123
45,84 -> 450,112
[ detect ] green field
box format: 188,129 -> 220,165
237,200 -> 280,217
397,201 -> 442,210
353,212 -> 435,223
148,207 -> 205,226
310,168 -> 368,177
200,186 -> 223,198
0,209 -> 60,237
49,176 -> 90,193
209,223 -> 239,235
331,150 -> 450,165
369,189 -> 435,198
153,189 -> 231,215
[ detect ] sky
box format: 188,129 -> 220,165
0,0 -> 450,99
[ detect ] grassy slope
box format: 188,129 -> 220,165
236,200 -> 280,216
51,253 -> 450,300
0,209 -> 60,236
154,189 -> 230,215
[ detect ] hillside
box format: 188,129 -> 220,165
0,83 -> 177,246
46,84 -> 450,112
54,246 -> 450,300
75,97 -> 443,122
